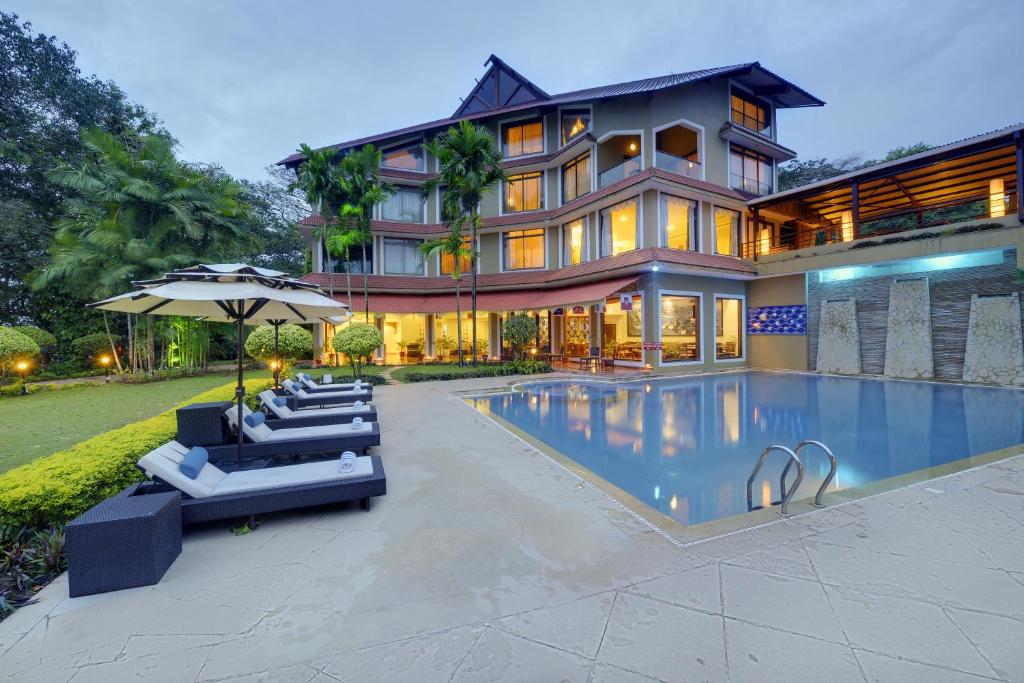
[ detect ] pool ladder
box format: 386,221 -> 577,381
746,440 -> 838,516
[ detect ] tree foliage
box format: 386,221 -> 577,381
332,323 -> 382,378
244,324 -> 313,361
0,328 -> 41,374
778,143 -> 933,192
502,315 -> 538,360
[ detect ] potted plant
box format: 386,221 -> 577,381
435,334 -> 455,360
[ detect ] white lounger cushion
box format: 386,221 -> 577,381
137,442 -> 373,498
227,405 -> 374,443
258,391 -> 372,419
282,379 -> 365,400
299,376 -> 358,391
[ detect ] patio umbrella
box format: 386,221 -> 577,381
89,264 -> 349,465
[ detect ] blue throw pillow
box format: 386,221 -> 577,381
244,412 -> 265,428
272,397 -> 287,407
180,446 -> 208,480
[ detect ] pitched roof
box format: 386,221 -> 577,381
277,60 -> 823,166
453,54 -> 550,117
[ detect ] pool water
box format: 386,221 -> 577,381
469,371 -> 1024,526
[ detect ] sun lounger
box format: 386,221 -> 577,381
132,441 -> 386,524
259,390 -> 378,427
296,373 -> 366,393
281,379 -> 372,407
226,404 -> 380,450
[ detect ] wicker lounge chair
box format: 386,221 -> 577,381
259,390 -> 378,427
281,379 -> 372,407
132,442 -> 386,525
296,373 -> 366,393
227,404 -> 379,447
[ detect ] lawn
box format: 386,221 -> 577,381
0,371 -> 270,473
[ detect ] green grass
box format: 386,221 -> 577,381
0,371 -> 271,473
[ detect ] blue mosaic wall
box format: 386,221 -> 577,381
747,305 -> 807,335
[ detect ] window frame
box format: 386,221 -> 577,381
561,217 -> 588,267
379,185 -> 426,223
381,236 -> 425,276
712,206 -> 742,257
657,289 -> 704,366
713,293 -> 746,363
657,192 -> 699,252
439,236 -> 474,276
380,140 -> 426,172
599,197 -> 641,258
560,152 -> 592,204
730,89 -> 771,137
559,106 -> 592,148
501,228 -> 546,271
502,170 -> 545,214
499,116 -> 545,159
729,144 -> 774,195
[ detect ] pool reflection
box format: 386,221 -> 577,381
473,372 -> 1024,526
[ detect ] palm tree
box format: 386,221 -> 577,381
337,145 -> 395,322
420,216 -> 472,365
36,128 -> 250,372
290,144 -> 345,304
422,121 -> 506,364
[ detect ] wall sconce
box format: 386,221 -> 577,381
989,179 -> 1006,218
840,210 -> 854,242
759,228 -> 771,255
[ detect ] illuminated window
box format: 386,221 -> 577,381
560,109 -> 591,146
502,119 -> 543,158
381,186 -> 424,222
561,153 -> 591,203
503,228 -> 545,270
730,91 -> 770,135
714,208 -> 741,256
381,141 -> 424,171
660,294 -> 700,362
600,198 -> 638,257
602,294 -> 642,362
660,195 -> 697,251
562,218 -> 587,266
729,145 -> 773,195
440,238 -> 473,275
503,172 -> 543,213
383,238 -> 424,275
715,296 -> 744,360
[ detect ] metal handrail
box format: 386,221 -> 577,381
787,440 -> 838,508
746,445 -> 803,517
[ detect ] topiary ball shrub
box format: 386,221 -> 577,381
0,328 -> 41,376
70,332 -> 120,369
11,326 -> 56,360
244,324 -> 313,362
332,323 -> 383,378
501,314 -> 538,359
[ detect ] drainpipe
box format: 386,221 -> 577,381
1015,131 -> 1023,223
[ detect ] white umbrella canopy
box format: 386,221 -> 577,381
88,264 -> 349,465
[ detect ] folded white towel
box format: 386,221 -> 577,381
354,400 -> 364,407
339,450 -> 357,472
352,416 -> 363,425
323,373 -> 333,384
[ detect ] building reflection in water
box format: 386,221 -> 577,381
472,374 -> 1024,526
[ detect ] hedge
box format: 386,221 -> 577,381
399,361 -> 552,383
0,377 -> 272,528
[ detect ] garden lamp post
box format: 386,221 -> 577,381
99,354 -> 111,383
15,360 -> 29,394
269,359 -> 280,389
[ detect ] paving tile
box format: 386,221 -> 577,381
217,665 -> 321,682
596,592 -> 726,682
493,592 -> 616,658
908,557 -> 1024,619
721,540 -> 818,581
588,662 -> 663,682
855,650 -> 997,682
946,607 -> 1024,681
451,627 -> 592,682
724,619 -> 864,683
625,563 -> 721,614
324,625 -> 481,682
803,539 -> 926,600
720,564 -> 846,643
825,586 -> 997,677
70,645 -> 215,683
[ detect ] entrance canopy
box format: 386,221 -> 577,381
361,276 -> 639,314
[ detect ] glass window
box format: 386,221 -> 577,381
503,228 -> 545,270
714,207 -> 741,256
660,195 -> 697,251
440,238 -> 473,275
729,145 -> 773,195
381,186 -> 424,222
562,218 -> 586,266
503,171 -> 543,213
561,153 -> 591,203
602,294 -> 642,362
730,91 -> 770,135
560,109 -> 591,146
715,297 -> 744,359
502,119 -> 543,158
383,238 -> 424,275
600,199 -> 638,257
660,294 -> 700,363
381,142 -> 425,171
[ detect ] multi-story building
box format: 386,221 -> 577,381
280,55 -> 1024,383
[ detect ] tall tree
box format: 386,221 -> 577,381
290,144 -> 346,304
420,212 -> 472,365
34,128 -> 252,372
337,145 -> 395,322
422,121 -> 505,364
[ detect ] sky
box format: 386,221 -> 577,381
11,0 -> 1023,180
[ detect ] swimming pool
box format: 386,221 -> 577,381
469,371 -> 1024,526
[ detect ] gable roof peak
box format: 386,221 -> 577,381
453,55 -> 550,118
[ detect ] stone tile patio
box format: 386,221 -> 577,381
1,376 -> 1022,682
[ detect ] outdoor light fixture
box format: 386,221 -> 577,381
652,265 -> 660,272
628,142 -> 637,152
989,179 -> 1006,218
269,359 -> 281,388
99,354 -> 111,383
15,360 -> 29,394
840,210 -> 854,242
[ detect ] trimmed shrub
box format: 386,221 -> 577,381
0,377 -> 272,528
0,328 -> 40,375
244,324 -> 313,362
333,324 -> 383,378
11,326 -> 56,359
399,360 -> 551,383
70,332 -> 120,367
501,314 -> 538,359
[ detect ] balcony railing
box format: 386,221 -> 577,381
655,151 -> 702,179
730,174 -> 773,196
598,158 -> 642,188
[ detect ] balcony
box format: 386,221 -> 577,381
744,137 -> 1021,259
598,157 -> 642,188
655,151 -> 701,179
654,124 -> 702,179
597,133 -> 642,189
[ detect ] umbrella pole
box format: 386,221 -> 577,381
236,307 -> 245,466
273,323 -> 280,389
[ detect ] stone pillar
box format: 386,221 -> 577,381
963,293 -> 1024,385
816,299 -> 861,374
590,304 -> 602,355
883,278 -> 934,379
425,314 -> 435,358
551,312 -> 564,357
488,313 -> 500,361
